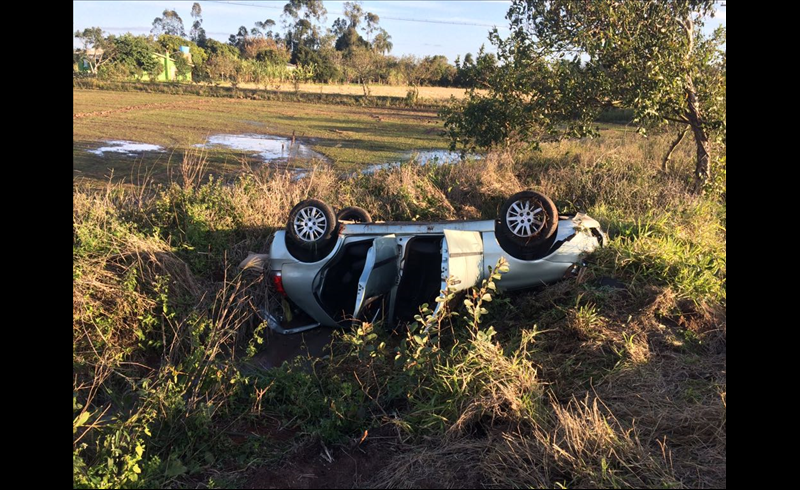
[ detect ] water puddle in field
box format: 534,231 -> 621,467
85,135 -> 479,183
361,150 -> 480,175
196,134 -> 327,162
88,140 -> 165,156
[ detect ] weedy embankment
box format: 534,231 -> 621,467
74,129 -> 725,488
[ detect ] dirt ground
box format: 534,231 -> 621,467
243,431 -> 395,489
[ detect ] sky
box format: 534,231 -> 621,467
73,1 -> 726,63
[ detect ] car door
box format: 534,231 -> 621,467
440,229 -> 484,294
353,235 -> 399,319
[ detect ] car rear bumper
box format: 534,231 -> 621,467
259,306 -> 322,335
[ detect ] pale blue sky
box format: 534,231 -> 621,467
73,1 -> 726,63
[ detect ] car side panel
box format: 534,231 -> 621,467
270,231 -> 341,327
481,217 -> 601,290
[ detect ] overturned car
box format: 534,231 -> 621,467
263,190 -> 606,334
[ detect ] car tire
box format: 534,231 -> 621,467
337,206 -> 372,223
495,190 -> 559,260
285,199 -> 338,262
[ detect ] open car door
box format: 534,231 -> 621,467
353,235 -> 399,320
439,229 -> 484,299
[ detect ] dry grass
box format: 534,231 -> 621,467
368,395 -> 682,489
210,81 -> 484,100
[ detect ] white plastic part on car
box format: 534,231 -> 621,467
353,235 -> 399,319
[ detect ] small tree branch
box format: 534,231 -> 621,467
663,115 -> 690,124
662,125 -> 689,172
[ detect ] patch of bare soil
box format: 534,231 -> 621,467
243,430 -> 397,489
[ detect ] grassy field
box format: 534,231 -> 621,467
74,88 -> 450,185
73,93 -> 726,490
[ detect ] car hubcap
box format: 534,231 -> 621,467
293,206 -> 327,242
506,199 -> 545,238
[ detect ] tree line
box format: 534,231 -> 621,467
73,0 -> 497,94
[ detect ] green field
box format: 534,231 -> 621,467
73,89 -> 450,185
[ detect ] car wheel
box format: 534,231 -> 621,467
495,190 -> 559,260
285,199 -> 338,261
337,206 -> 372,223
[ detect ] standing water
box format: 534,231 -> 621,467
196,134 -> 327,162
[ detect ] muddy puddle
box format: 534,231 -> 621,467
196,134 -> 327,162
88,140 -> 165,156
249,327 -> 334,369
361,150 -> 480,175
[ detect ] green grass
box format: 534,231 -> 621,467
74,88 -> 450,186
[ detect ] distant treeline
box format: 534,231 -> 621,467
74,1 -> 498,94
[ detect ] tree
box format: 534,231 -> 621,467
252,19 -> 277,39
363,12 -> 379,42
242,37 -> 291,65
190,3 -> 207,46
454,45 -> 496,88
112,34 -> 162,80
283,0 -> 327,21
229,26 -> 250,49
372,28 -> 393,55
334,1 -> 367,51
205,39 -> 240,59
310,40 -> 344,83
331,18 -> 349,39
398,55 -> 428,101
282,0 -> 328,59
74,27 -> 116,75
334,26 -> 368,51
343,1 -> 363,29
151,9 -> 186,37
340,2 -> 384,48
344,46 -> 379,96
420,55 -> 455,86
156,34 -> 189,54
472,47 -> 497,87
444,0 -> 725,187
206,50 -> 244,87
173,53 -> 192,80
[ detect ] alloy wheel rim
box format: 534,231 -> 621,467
506,199 -> 545,238
293,206 -> 328,242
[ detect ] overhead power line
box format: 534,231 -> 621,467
205,0 -> 502,28
207,0 -> 283,11
380,16 -> 498,28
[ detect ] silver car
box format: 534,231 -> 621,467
264,190 -> 605,334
